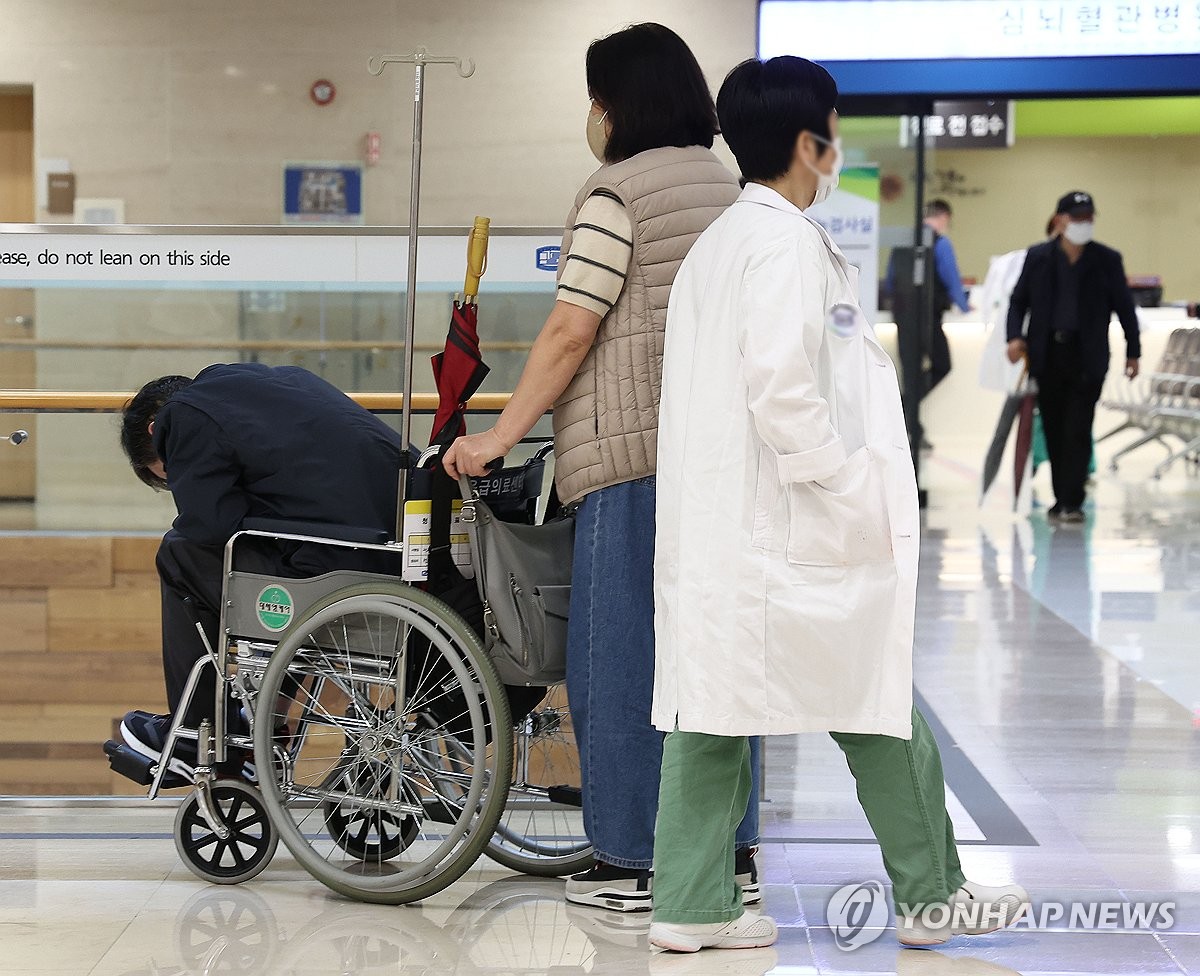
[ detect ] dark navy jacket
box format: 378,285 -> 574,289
152,363 -> 403,549
1005,238 -> 1140,384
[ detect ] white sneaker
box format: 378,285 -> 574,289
897,881 -> 1030,946
649,912 -> 778,952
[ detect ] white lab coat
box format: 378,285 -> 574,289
652,184 -> 917,738
978,247 -> 1029,392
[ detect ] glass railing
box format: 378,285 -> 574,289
1,224 -> 558,532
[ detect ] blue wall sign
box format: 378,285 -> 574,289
283,164 -> 364,224
535,245 -> 560,272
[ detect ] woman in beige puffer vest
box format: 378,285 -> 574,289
443,23 -> 763,911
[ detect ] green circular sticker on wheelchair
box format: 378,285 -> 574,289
256,585 -> 294,632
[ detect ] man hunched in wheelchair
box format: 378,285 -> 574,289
107,362 -> 588,893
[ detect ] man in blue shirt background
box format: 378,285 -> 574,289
887,198 -> 970,449
921,198 -> 971,393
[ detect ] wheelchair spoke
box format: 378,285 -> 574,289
185,832 -> 219,855
484,694 -> 591,872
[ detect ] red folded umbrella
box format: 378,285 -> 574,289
1012,391 -> 1037,510
430,217 -> 491,449
430,300 -> 490,447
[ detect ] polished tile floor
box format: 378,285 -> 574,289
2,440 -> 1200,975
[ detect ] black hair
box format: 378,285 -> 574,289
120,374 -> 192,489
925,199 -> 952,218
716,56 -> 838,184
585,23 -> 718,164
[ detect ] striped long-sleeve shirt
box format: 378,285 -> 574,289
556,189 -> 633,315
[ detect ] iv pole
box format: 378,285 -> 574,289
368,46 -> 474,535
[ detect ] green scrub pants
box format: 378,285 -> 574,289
652,706 -> 967,923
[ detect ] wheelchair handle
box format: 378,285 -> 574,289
419,443 -> 504,473
417,444 -> 444,468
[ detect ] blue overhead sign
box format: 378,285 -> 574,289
759,1 -> 1200,97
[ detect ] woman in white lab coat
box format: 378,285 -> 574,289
646,56 -> 1028,955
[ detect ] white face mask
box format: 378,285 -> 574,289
1063,220 -> 1094,246
586,108 -> 609,163
805,133 -> 843,208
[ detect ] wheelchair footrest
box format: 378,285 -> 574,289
103,739 -> 156,786
547,785 -> 583,808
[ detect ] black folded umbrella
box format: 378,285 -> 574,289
981,368 -> 1036,503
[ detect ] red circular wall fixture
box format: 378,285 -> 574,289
310,79 -> 336,106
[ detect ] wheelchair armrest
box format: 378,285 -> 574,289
241,517 -> 390,545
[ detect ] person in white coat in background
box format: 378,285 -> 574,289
646,55 -> 1029,954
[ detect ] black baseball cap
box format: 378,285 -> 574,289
1056,190 -> 1096,217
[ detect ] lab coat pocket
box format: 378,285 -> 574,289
785,447 -> 893,566
751,446 -> 781,551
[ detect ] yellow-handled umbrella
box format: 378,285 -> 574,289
430,217 -> 491,447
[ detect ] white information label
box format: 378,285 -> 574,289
401,499 -> 473,583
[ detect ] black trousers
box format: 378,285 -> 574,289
156,531 -> 279,728
1037,338 -> 1103,510
923,313 -> 952,399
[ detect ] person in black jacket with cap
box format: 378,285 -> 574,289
1006,190 -> 1140,522
115,363 -> 404,780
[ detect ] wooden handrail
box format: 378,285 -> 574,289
0,391 -> 513,414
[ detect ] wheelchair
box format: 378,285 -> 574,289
105,445 -> 592,904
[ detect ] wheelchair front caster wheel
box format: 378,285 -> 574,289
175,780 -> 278,885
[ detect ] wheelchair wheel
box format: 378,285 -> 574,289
484,687 -> 594,877
174,780 -> 278,885
321,759 -> 420,861
253,582 -> 512,905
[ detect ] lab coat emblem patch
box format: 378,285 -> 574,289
827,303 -> 859,339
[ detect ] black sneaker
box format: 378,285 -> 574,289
120,711 -> 196,783
565,854 -> 763,913
120,710 -> 257,783
735,846 -> 762,905
1058,507 -> 1086,524
565,863 -> 653,912
1047,503 -> 1064,520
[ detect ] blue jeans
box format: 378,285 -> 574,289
566,476 -> 760,870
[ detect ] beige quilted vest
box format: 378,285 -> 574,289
553,146 -> 739,505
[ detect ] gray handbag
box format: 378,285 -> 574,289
458,474 -> 574,686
